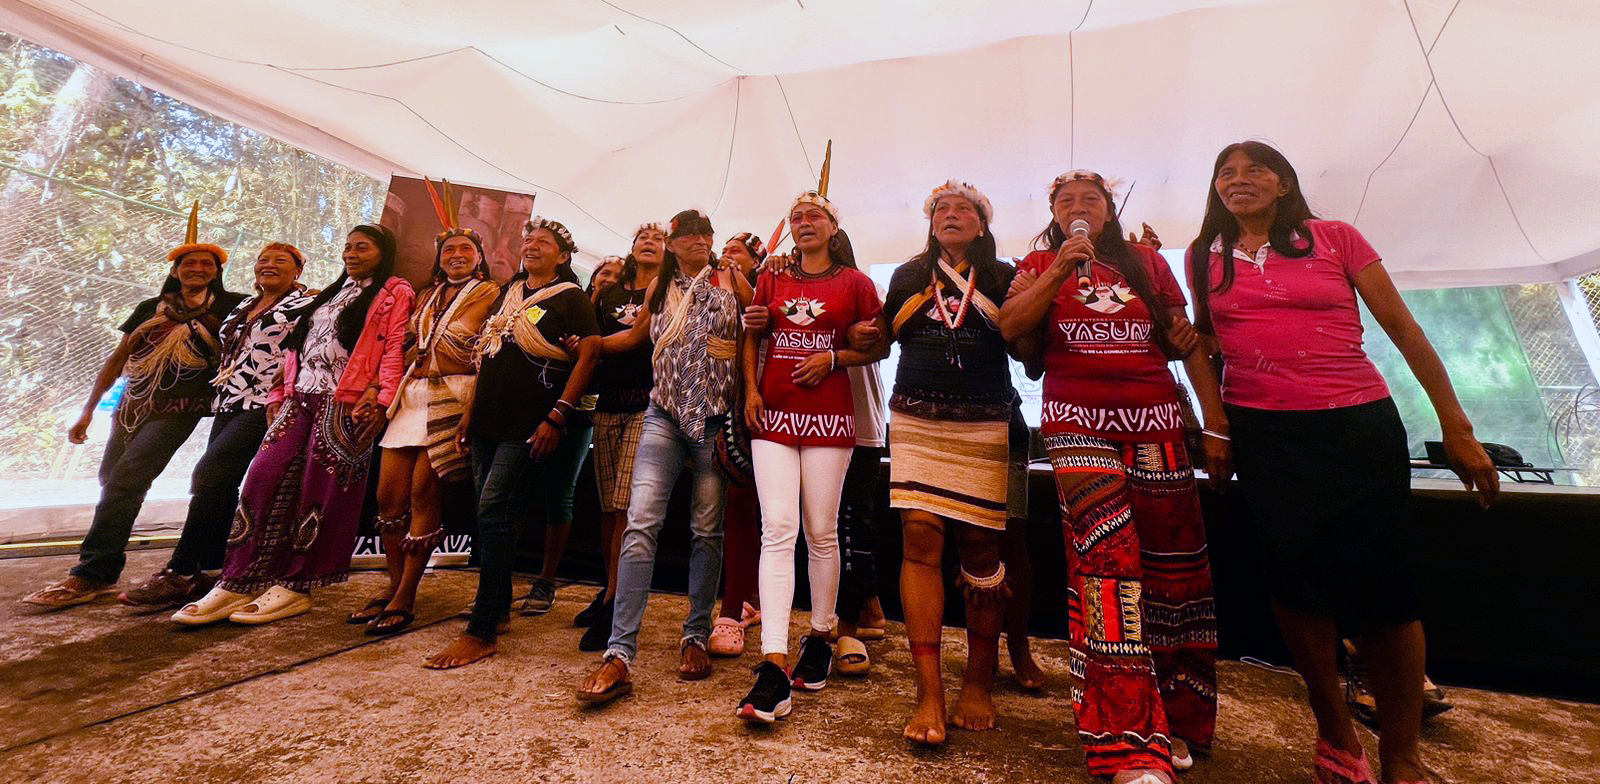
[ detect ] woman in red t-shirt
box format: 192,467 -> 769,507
1186,141 -> 1498,784
736,190 -> 884,723
1000,171 -> 1228,784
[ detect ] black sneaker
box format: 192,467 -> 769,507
519,579 -> 556,615
737,661 -> 793,723
573,588 -> 607,627
790,634 -> 832,691
577,602 -> 614,652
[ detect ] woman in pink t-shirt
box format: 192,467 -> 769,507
1185,141 -> 1499,784
737,190 -> 884,724
1001,171 -> 1228,784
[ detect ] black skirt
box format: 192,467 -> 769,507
1225,397 -> 1422,625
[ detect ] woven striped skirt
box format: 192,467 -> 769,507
888,409 -> 1009,530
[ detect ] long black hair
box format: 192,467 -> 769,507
904,203 -> 1007,296
648,246 -> 725,312
1033,178 -> 1182,359
285,223 -> 397,352
1187,141 -> 1318,332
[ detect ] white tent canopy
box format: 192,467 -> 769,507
3,0 -> 1597,287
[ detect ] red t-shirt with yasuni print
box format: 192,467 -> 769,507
752,264 -> 882,447
1019,243 -> 1186,440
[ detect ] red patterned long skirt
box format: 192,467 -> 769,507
1044,430 -> 1218,778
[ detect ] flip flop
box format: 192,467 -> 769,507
576,659 -> 633,704
365,609 -> 415,636
855,624 -> 886,641
21,580 -> 115,610
836,635 -> 871,676
347,596 -> 389,624
679,640 -> 712,681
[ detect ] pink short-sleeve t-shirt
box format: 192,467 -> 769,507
1186,219 -> 1390,411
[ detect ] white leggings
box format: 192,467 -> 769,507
751,439 -> 853,656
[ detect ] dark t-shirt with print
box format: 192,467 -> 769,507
592,283 -> 653,413
469,282 -> 600,442
884,260 -> 1015,408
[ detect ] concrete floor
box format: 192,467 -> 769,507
2,550 -> 1596,784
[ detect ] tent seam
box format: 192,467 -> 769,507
710,77 -> 743,216
596,0 -> 746,74
1400,0 -> 1547,262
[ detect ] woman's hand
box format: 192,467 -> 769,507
1007,267 -> 1039,300
1167,315 -> 1200,357
266,402 -> 282,424
742,305 -> 769,333
846,320 -> 881,352
67,410 -> 93,444
352,388 -> 386,441
454,419 -> 472,455
561,333 -> 582,356
763,253 -> 792,274
1443,427 -> 1499,508
791,351 -> 833,387
1049,236 -> 1096,281
744,390 -> 765,433
1201,431 -> 1233,491
1129,222 -> 1161,250
527,420 -> 562,461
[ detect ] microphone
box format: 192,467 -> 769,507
1069,219 -> 1091,238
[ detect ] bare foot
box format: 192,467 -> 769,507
950,683 -> 998,731
576,657 -> 632,703
860,597 -> 886,628
903,693 -> 947,746
1008,638 -> 1046,691
1380,755 -> 1429,784
423,633 -> 496,669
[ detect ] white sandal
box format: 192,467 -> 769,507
172,585 -> 255,625
227,586 -> 311,625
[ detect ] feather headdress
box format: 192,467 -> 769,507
166,201 -> 229,264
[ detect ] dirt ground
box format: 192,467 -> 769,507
2,550 -> 1596,783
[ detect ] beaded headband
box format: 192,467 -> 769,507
924,180 -> 994,223
525,216 -> 577,254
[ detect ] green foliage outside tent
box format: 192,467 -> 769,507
0,33 -> 383,489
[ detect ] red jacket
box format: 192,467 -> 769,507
270,276 -> 415,407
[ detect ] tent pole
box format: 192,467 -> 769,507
1556,278 -> 1600,386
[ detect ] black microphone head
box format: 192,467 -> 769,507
1069,219 -> 1091,237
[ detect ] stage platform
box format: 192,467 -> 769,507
3,551 -> 1596,783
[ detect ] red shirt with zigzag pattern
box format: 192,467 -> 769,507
751,264 -> 882,447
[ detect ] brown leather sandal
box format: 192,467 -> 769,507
576,656 -> 633,704
679,639 -> 712,681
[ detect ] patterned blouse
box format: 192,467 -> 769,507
649,268 -> 740,440
212,286 -> 315,412
295,277 -> 369,396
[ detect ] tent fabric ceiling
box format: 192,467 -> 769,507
2,0 -> 1596,288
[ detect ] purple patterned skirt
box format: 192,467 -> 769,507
218,393 -> 376,593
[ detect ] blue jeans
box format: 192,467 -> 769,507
466,425 -> 593,641
72,413 -> 204,584
606,405 -> 728,663
168,408 -> 269,575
